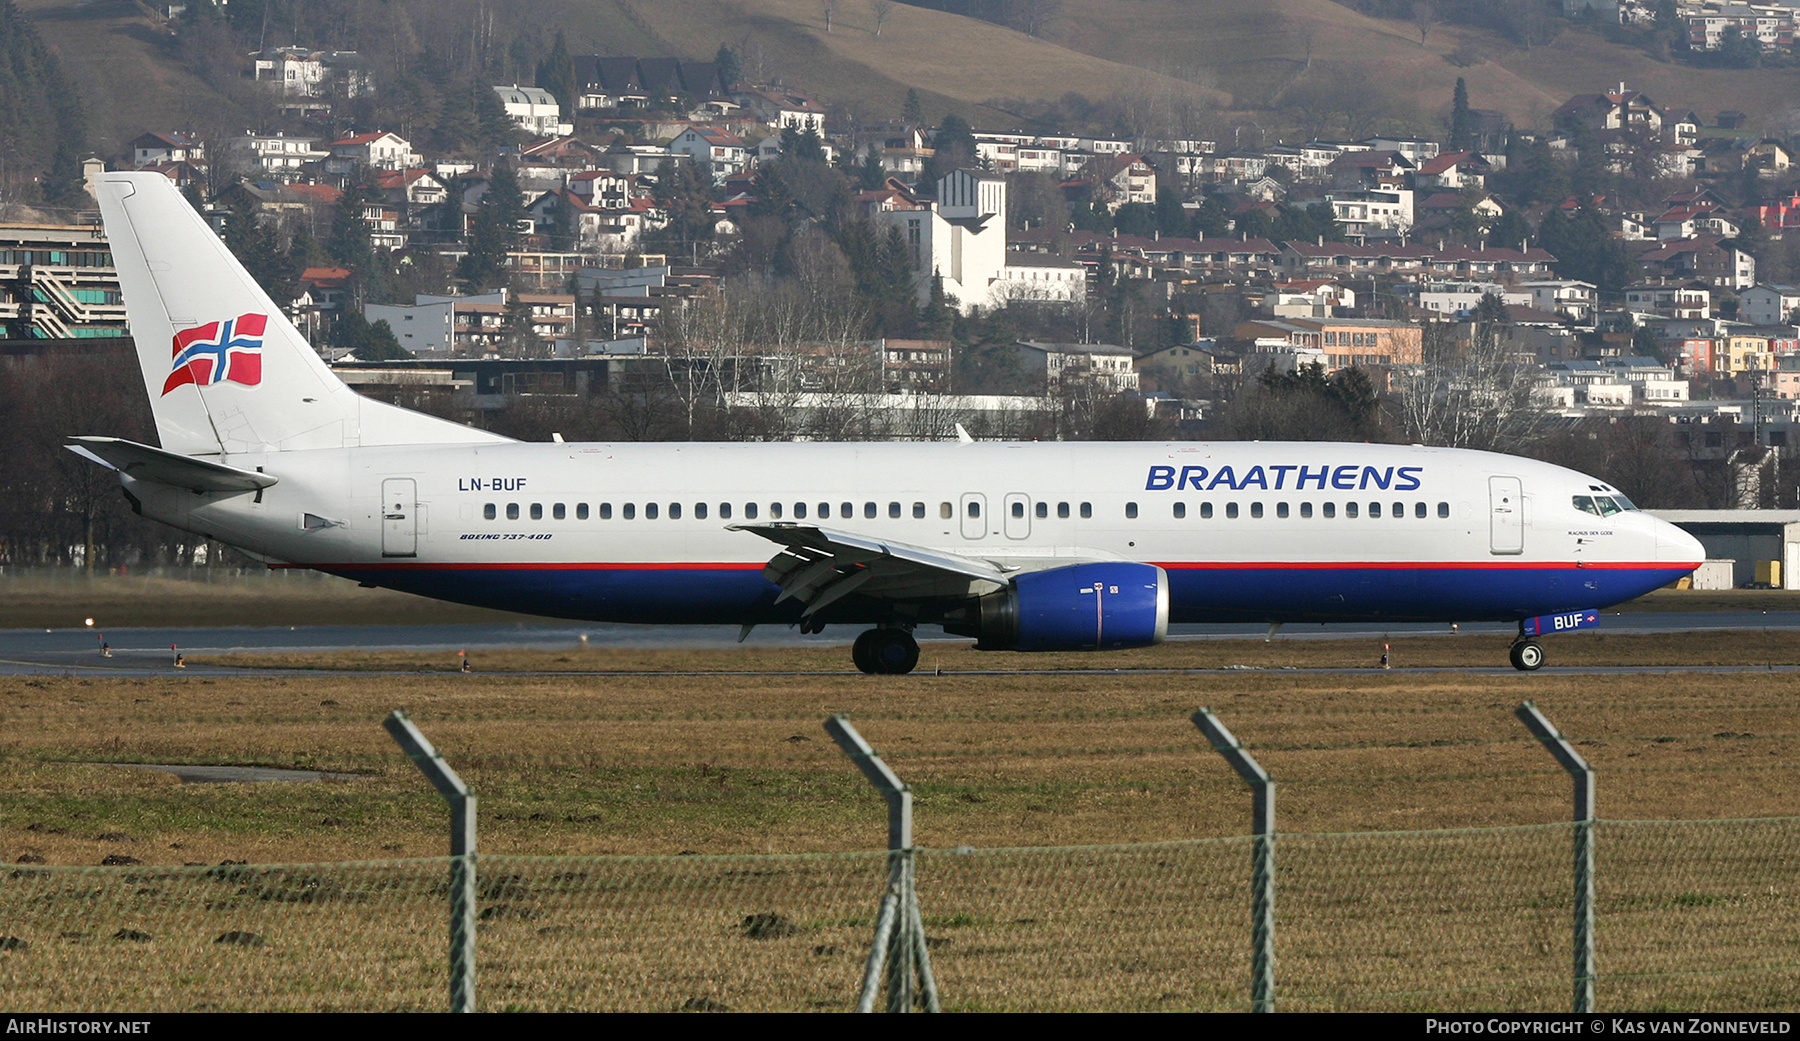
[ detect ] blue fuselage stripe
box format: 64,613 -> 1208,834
326,563 -> 1693,626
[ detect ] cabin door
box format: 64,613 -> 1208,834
1003,493 -> 1032,540
1489,476 -> 1524,555
382,478 -> 418,558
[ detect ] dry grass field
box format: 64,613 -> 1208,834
2,632 -> 1798,1010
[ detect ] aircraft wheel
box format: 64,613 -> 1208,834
1509,640 -> 1545,672
851,629 -> 879,675
871,628 -> 920,675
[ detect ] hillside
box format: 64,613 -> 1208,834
17,0 -> 1800,159
20,0 -> 247,156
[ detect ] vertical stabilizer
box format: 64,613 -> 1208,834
94,172 -> 508,455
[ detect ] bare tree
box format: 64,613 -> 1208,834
870,0 -> 895,37
1412,1 -> 1440,46
821,0 -> 835,33
1393,319 -> 1550,451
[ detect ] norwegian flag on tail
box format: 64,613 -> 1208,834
162,313 -> 267,396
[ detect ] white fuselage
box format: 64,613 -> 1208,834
122,440 -> 1703,628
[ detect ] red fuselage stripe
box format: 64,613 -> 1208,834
277,560 -> 1696,572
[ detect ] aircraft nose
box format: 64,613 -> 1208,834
1655,519 -> 1704,566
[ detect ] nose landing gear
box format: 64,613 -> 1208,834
1508,639 -> 1545,671
852,627 -> 920,675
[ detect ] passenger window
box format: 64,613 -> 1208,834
600,503 -> 612,520
1345,502 -> 1358,518
623,503 -> 635,520
720,502 -> 732,520
1012,501 -> 1025,518
794,502 -> 807,519
841,502 -> 853,519
1415,502 -> 1427,519
1080,502 -> 1092,518
646,503 -> 660,520
507,503 -> 520,520
553,503 -> 565,520
1368,502 -> 1380,518
1035,502 -> 1047,519
967,501 -> 981,518
1323,502 -> 1336,518
1393,502 -> 1403,519
1126,502 -> 1138,519
530,503 -> 543,520
1438,502 -> 1450,518
669,502 -> 681,520
484,503 -> 496,520
819,502 -> 830,518
1300,502 -> 1313,518
1200,502 -> 1214,519
1174,502 -> 1186,519
865,502 -> 877,519
746,502 -> 759,519
576,503 -> 589,520
695,503 -> 708,520
1058,502 -> 1070,519
912,502 -> 925,519
1250,502 -> 1263,519
1226,502 -> 1239,519
1276,502 -> 1289,519
940,502 -> 952,519
889,502 -> 901,518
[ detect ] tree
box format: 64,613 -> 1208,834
871,0 -> 896,37
534,31 -> 576,116
1412,1 -> 1440,46
902,88 -> 922,124
459,166 -> 525,289
716,44 -> 744,90
1448,78 -> 1472,152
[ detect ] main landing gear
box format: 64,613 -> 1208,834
1508,638 -> 1545,672
852,627 -> 920,675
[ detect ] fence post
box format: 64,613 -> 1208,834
1192,708 -> 1275,1013
825,714 -> 939,1013
384,709 -> 477,1014
1515,701 -> 1595,1014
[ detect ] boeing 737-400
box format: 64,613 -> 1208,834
69,173 -> 1704,673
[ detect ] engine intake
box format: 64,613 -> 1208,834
973,562 -> 1170,652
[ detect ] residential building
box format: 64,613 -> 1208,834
1740,284 -> 1800,326
250,46 -> 370,106
1011,341 -> 1140,392
326,132 -> 420,174
493,85 -> 571,137
130,131 -> 204,168
668,126 -> 749,181
223,132 -> 328,180
1232,317 -> 1424,369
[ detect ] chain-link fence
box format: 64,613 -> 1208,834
4,818 -> 1798,1011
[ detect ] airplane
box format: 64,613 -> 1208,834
69,172 -> 1704,674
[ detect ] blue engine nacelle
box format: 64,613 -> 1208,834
974,562 -> 1170,652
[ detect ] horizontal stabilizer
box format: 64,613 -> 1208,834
66,436 -> 277,493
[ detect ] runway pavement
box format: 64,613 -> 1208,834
2,612 -> 1797,677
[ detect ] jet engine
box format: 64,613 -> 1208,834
963,561 -> 1170,652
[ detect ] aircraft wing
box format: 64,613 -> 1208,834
729,523 -> 1009,618
65,436 -> 278,493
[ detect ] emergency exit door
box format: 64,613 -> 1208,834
382,478 -> 417,557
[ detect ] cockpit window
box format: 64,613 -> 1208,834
1575,494 -> 1632,517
